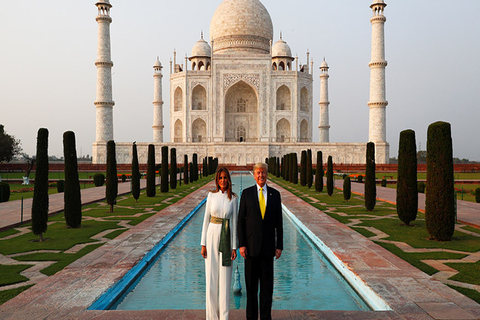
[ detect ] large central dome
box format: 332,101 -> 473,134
210,0 -> 273,54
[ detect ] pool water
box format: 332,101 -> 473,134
109,174 -> 369,311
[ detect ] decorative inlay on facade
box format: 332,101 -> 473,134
223,73 -> 260,93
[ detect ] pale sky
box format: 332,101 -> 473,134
1,1 -> 479,160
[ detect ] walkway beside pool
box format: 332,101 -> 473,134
1,177 -> 479,319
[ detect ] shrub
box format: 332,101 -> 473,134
381,178 -> 387,187
146,144 -> 156,197
57,180 -> 65,193
300,150 -> 307,186
343,176 -> 351,202
131,142 -> 140,202
121,174 -> 127,183
425,121 -> 454,241
63,131 -> 81,228
0,182 -> 10,202
365,142 -> 376,211
326,156 -> 333,196
315,151 -> 324,192
418,182 -> 426,194
358,175 -> 363,183
161,146 -> 169,192
32,128 -> 49,241
396,129 -> 418,226
106,140 -> 118,213
476,188 -> 480,203
93,173 -> 105,187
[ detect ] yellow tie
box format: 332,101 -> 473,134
259,188 -> 266,219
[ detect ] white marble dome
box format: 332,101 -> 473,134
272,39 -> 292,57
191,37 -> 212,57
210,0 -> 273,54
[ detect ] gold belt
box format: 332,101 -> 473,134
210,216 -> 225,224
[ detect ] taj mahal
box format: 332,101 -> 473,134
92,0 -> 389,165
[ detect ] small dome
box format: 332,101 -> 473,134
272,39 -> 292,58
320,59 -> 329,68
210,0 -> 273,54
191,38 -> 212,57
154,57 -> 162,68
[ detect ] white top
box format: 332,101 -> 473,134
200,191 -> 239,249
256,183 -> 268,207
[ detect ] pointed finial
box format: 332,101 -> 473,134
280,31 -> 283,40
201,31 -> 204,39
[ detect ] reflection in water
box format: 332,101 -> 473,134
113,174 -> 368,311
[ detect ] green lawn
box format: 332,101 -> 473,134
0,175 -> 212,305
269,174 -> 480,304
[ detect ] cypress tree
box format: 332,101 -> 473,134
184,154 -> 189,184
307,149 -> 313,188
170,148 -> 177,189
203,157 -> 207,177
343,176 -> 351,202
293,153 -> 298,184
315,151 -> 324,192
327,155 -> 334,196
281,156 -> 285,179
365,142 -> 376,211
146,144 -> 156,197
425,121 -> 455,241
131,142 -> 140,202
193,154 -> 198,181
106,140 -> 118,213
161,146 -> 169,192
63,131 -> 82,228
396,129 -> 418,226
300,150 -> 307,186
31,128 -> 49,242
190,162 -> 194,182
276,157 -> 281,177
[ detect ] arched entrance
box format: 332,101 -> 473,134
224,81 -> 258,142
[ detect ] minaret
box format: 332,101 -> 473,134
318,58 -> 330,143
153,57 -> 164,142
368,0 -> 388,143
94,0 -> 114,144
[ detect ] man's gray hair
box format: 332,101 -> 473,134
253,162 -> 268,173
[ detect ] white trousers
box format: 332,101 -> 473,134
205,223 -> 232,320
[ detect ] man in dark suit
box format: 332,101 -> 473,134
238,162 -> 283,320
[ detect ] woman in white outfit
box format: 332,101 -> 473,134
201,167 -> 238,320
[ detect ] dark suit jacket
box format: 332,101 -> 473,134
237,184 -> 283,257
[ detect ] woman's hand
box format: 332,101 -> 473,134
231,249 -> 237,261
201,246 -> 207,259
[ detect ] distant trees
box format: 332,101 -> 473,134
315,151 -> 323,192
146,144 -> 156,197
161,146 -> 169,192
326,156 -> 333,196
131,142 -> 141,202
396,129 -> 418,226
0,124 -> 22,163
365,142 -> 376,211
32,128 -> 49,241
63,131 -> 82,228
106,140 -> 118,213
425,121 -> 455,241
170,148 -> 177,189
